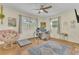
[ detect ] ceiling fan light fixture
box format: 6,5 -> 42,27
33,4 -> 52,14
40,10 -> 43,13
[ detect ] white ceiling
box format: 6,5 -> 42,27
2,3 -> 79,17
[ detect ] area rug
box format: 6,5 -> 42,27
28,40 -> 71,55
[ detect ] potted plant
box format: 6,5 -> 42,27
0,5 -> 5,24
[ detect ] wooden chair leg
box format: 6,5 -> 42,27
10,43 -> 14,48
3,42 -> 14,49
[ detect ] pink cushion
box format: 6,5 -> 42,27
0,30 -> 19,43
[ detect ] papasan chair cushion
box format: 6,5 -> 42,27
0,29 -> 19,48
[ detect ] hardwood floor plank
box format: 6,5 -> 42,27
0,38 -> 79,55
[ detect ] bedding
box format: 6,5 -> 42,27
28,40 -> 71,55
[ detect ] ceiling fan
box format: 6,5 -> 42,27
34,5 -> 52,14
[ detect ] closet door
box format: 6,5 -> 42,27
19,15 -> 37,39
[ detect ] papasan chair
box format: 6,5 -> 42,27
0,29 -> 19,49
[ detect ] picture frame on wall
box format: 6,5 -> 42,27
40,22 -> 46,29
51,19 -> 58,28
8,17 -> 16,27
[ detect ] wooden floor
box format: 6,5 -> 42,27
0,38 -> 79,55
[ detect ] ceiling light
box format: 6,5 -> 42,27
40,10 -> 43,13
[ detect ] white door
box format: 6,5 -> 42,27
50,18 -> 60,38
20,16 -> 37,39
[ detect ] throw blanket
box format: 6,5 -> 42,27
28,40 -> 71,55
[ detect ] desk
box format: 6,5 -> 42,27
40,32 -> 50,40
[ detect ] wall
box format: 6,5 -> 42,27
1,4 -> 79,43
49,9 -> 79,44
0,5 -> 39,39
37,16 -> 50,31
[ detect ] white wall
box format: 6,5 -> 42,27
0,5 -> 39,39
37,16 -> 50,31
49,9 -> 79,44
1,4 -> 79,43
59,10 -> 78,43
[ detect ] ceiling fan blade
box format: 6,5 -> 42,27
43,6 -> 52,9
33,9 -> 40,10
41,5 -> 44,8
43,9 -> 48,13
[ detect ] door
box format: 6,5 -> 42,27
50,17 -> 60,38
19,15 -> 37,39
